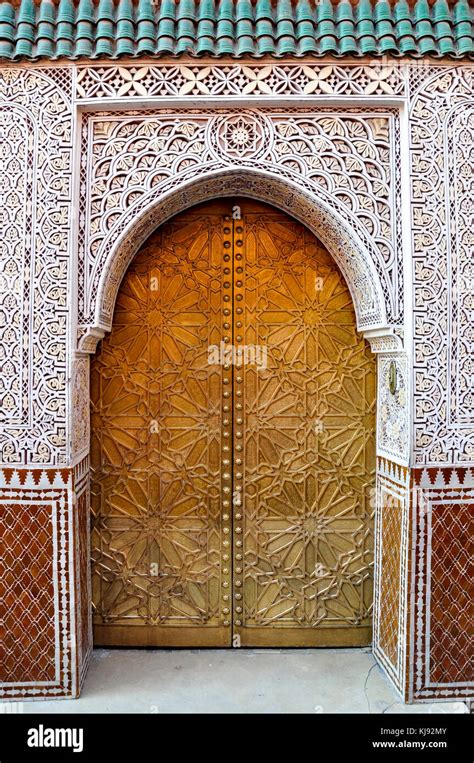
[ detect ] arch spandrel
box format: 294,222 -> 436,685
78,109 -> 404,353
79,170 -> 399,354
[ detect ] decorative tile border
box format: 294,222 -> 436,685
0,469 -> 75,698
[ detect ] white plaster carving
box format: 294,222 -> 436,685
70,356 -> 90,462
78,107 -> 402,339
75,63 -> 407,101
377,354 -> 410,464
0,68 -> 73,465
0,107 -> 31,426
409,67 -> 474,465
0,60 -> 472,706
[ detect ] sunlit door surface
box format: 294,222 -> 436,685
91,199 -> 376,647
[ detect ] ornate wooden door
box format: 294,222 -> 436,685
91,199 -> 376,647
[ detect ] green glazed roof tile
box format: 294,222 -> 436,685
357,19 -> 376,37
96,17 -> 114,36
58,0 -> 74,24
77,0 -> 94,21
375,0 -> 393,21
276,0 -> 293,21
136,0 -> 154,20
394,0 -> 411,19
17,0 -> 35,23
256,16 -> 272,35
156,33 -> 174,51
0,39 -> 13,54
236,34 -> 255,53
298,35 -> 317,53
453,0 -> 470,22
57,18 -> 74,37
320,35 -> 338,53
0,22 -> 14,44
433,0 -> 451,20
256,32 -> 274,51
96,0 -> 114,21
296,18 -> 315,37
295,0 -> 313,22
359,34 -> 378,52
236,0 -> 253,20
337,1 -> 355,22
0,0 -> 471,61
217,0 -> 233,21
117,0 -> 134,20
137,17 -> 154,35
318,0 -> 335,21
16,18 -> 34,37
0,1 -> 14,23
318,19 -> 336,36
276,18 -> 294,37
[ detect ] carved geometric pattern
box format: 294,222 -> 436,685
410,467 -> 474,701
409,66 -> 474,464
236,203 -> 376,640
208,111 -> 273,161
79,107 -> 402,336
0,468 -> 76,698
373,458 -> 410,697
71,357 -> 90,461
429,504 -> 473,685
0,503 -> 56,683
76,64 -> 407,101
0,67 -> 73,465
0,107 -> 31,426
90,205 -> 229,637
446,104 -> 473,426
74,457 -> 93,688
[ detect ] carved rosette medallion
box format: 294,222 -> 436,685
207,112 -> 273,163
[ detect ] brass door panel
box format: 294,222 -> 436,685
91,203 -> 233,646
232,201 -> 376,646
91,199 -> 376,647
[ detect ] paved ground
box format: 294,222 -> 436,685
13,649 -> 469,714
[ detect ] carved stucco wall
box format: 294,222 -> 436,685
409,66 -> 473,466
0,68 -> 73,465
0,61 -> 470,470
0,61 -> 472,702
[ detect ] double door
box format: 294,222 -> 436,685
91,199 -> 375,647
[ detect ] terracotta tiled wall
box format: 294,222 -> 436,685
408,468 -> 474,702
0,466 -> 91,700
374,462 -> 474,703
1,502 -> 57,685
2,460 -> 472,702
373,459 -> 410,697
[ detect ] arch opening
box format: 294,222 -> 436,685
90,197 -> 377,647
